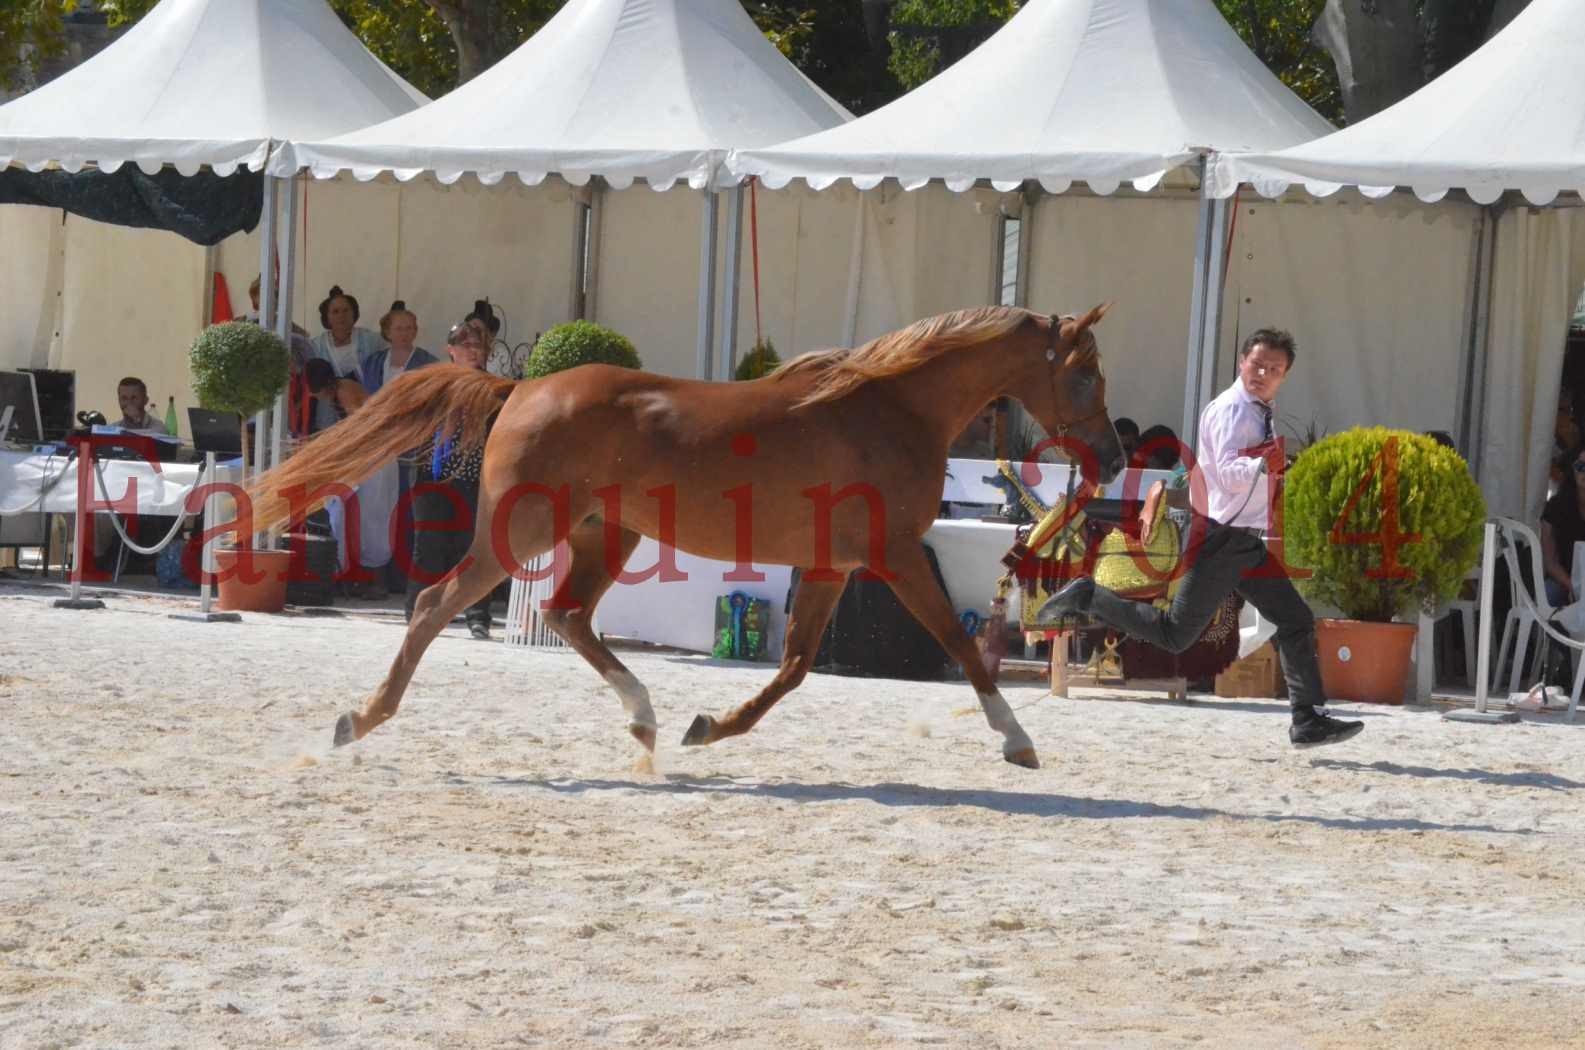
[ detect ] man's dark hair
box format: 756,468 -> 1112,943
1114,417 -> 1140,439
1239,328 -> 1296,366
1425,430 -> 1456,450
117,376 -> 148,395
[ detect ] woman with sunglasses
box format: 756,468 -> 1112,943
404,321 -> 496,639
1541,444 -> 1585,607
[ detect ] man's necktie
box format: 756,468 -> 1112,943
1260,403 -> 1274,443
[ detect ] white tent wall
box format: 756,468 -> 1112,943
1213,194 -> 1478,445
58,218 -> 206,422
1480,205 -> 1585,522
213,176 -> 578,358
696,181 -> 1002,376
0,205 -> 64,371
595,187 -> 705,377
1026,192 -> 1201,435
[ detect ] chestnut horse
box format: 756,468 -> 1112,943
247,304 -> 1123,768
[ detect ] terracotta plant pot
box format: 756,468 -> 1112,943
1316,618 -> 1417,704
213,548 -> 292,613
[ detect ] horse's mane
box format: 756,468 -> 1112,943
772,305 -> 1038,407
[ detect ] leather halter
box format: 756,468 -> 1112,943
1044,313 -> 1111,438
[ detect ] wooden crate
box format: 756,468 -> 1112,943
1214,642 -> 1287,699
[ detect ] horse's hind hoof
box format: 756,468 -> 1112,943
332,713 -> 357,749
681,714 -> 716,747
629,722 -> 658,753
1004,747 -> 1040,770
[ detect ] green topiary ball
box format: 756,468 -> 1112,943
1283,426 -> 1485,623
188,321 -> 291,418
734,339 -> 781,381
523,321 -> 641,379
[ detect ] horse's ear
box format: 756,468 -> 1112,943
1075,302 -> 1113,333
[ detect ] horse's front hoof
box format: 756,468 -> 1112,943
332,712 -> 357,749
1003,747 -> 1040,770
680,714 -> 716,747
629,722 -> 658,753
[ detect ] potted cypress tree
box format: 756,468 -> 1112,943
1283,427 -> 1485,702
734,338 -> 780,381
188,321 -> 292,612
522,321 -> 642,378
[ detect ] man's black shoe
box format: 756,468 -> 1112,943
1289,711 -> 1364,749
1035,577 -> 1094,625
469,622 -> 492,641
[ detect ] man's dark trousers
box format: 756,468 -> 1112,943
1083,520 -> 1324,710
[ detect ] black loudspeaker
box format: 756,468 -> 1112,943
284,514 -> 337,607
805,544 -> 952,681
21,368 -> 74,442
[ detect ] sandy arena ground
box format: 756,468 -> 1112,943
2,583 -> 1584,1048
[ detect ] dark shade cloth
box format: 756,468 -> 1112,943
0,165 -> 263,245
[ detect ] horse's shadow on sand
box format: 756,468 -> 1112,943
1310,757 -> 1585,792
494,775 -> 1533,836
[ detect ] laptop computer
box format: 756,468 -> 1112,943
188,407 -> 244,455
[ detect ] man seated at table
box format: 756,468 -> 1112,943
114,377 -> 168,435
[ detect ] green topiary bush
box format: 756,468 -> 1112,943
1283,427 -> 1485,623
188,321 -> 291,417
523,321 -> 641,379
734,339 -> 781,381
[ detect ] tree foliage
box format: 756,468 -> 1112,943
0,1 -> 68,94
2,1 -> 1537,129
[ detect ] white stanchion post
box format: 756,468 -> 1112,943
1445,519 -> 1516,723
53,442 -> 105,609
168,451 -> 240,624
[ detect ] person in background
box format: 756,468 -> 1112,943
1541,442 -> 1585,608
949,400 -> 998,460
1113,417 -> 1140,466
361,301 -> 440,594
303,359 -> 368,425
310,285 -> 384,393
1137,423 -> 1180,470
361,301 -> 438,396
465,298 -> 502,353
114,377 -> 168,435
405,320 -> 498,640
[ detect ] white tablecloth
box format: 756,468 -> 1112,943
0,449 -> 239,517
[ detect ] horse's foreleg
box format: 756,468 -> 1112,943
877,541 -> 1039,769
541,521 -> 659,753
682,572 -> 847,747
335,536 -> 512,748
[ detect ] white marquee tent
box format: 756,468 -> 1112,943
729,0 -> 1335,441
1212,0 -> 1585,522
269,0 -> 852,380
0,0 -> 426,441
0,0 -> 425,176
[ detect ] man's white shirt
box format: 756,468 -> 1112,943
1197,378 -> 1273,530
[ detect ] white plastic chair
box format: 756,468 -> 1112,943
1493,517 -> 1581,721
1436,565 -> 1481,685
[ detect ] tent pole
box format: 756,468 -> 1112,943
1461,206 -> 1499,484
271,171 -> 300,475
719,183 -> 745,380
1182,157 -> 1228,452
253,173 -> 278,517
695,188 -> 719,380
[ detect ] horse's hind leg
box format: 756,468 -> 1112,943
682,572 -> 847,747
540,520 -> 659,753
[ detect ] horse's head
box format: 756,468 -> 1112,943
1016,304 -> 1125,485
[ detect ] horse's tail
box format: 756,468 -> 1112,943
246,365 -> 516,533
